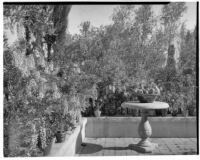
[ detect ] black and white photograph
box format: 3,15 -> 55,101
3,0 -> 198,157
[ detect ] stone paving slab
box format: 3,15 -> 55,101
77,138 -> 197,156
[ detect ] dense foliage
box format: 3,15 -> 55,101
4,5 -> 92,157
66,3 -> 196,117
4,3 -> 196,157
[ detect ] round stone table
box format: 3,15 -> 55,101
121,101 -> 169,153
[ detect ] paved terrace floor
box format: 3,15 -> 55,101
76,138 -> 197,156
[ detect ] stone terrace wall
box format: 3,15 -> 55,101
85,117 -> 197,138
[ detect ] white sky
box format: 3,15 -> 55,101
68,2 -> 197,35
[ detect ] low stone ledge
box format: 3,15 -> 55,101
48,118 -> 87,156
85,117 -> 197,138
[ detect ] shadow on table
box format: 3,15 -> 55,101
103,146 -> 129,150
79,143 -> 103,154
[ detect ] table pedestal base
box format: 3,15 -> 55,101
130,110 -> 158,153
122,102 -> 169,153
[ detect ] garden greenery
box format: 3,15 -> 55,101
4,3 -> 196,157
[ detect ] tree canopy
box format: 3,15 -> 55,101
3,3 -> 197,157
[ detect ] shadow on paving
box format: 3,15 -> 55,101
182,151 -> 198,155
79,142 -> 197,155
79,143 -> 141,154
79,143 -> 130,154
80,143 -> 103,154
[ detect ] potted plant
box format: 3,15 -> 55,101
55,115 -> 68,143
171,108 -> 178,116
94,99 -> 103,117
171,98 -> 178,116
188,105 -> 196,116
156,90 -> 171,117
187,90 -> 196,116
52,98 -> 69,143
161,109 -> 168,116
133,81 -> 160,103
94,105 -> 101,117
43,129 -> 56,156
182,107 -> 189,117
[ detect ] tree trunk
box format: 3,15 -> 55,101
53,5 -> 71,43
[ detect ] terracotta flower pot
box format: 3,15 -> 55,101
188,108 -> 196,116
183,109 -> 189,117
94,109 -> 101,117
55,131 -> 66,143
43,137 -> 56,156
172,110 -> 178,116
